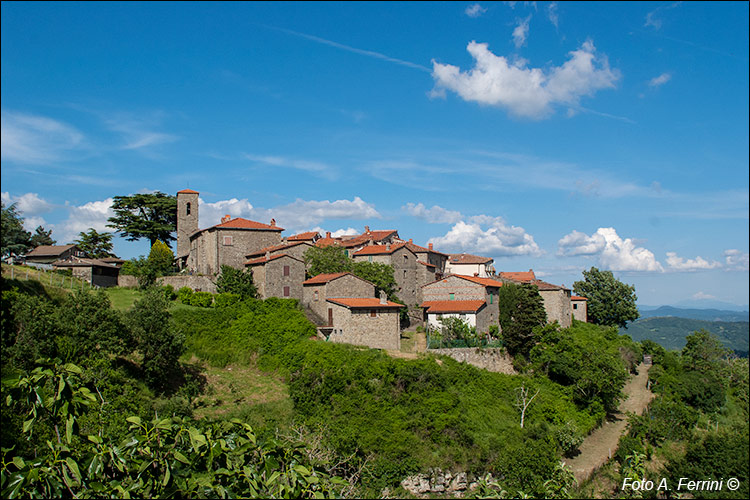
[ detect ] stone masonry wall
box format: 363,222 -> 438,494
157,275 -> 217,293
572,300 -> 588,322
303,274 -> 375,320
540,289 -> 572,328
328,303 -> 400,350
427,348 -> 516,375
262,256 -> 305,301
422,275 -> 485,301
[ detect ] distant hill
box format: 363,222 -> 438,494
621,316 -> 749,353
637,306 -> 749,322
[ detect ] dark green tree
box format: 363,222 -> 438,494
29,226 -> 55,248
498,283 -> 547,357
1,202 -> 32,258
215,265 -> 257,298
127,287 -> 184,392
73,228 -> 116,258
148,240 -> 175,275
351,261 -> 399,301
573,267 -> 639,328
303,245 -> 352,277
107,192 -> 177,248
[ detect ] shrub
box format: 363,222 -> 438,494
189,291 -> 213,308
161,284 -> 177,301
177,286 -> 194,304
214,292 -> 241,308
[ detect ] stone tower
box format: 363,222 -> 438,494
176,189 -> 199,259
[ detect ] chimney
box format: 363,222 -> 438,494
379,290 -> 387,305
270,218 -> 276,227
364,225 -> 370,233
221,214 -> 231,223
326,231 -> 331,238
474,273 -> 479,277
409,238 -> 413,243
428,243 -> 433,250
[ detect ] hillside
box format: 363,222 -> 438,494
621,316 -> 749,353
637,306 -> 749,322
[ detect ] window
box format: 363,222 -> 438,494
368,256 -> 373,262
370,310 -> 377,318
573,304 -> 578,310
283,265 -> 290,276
313,290 -> 319,301
283,286 -> 290,297
490,294 -> 493,304
223,235 -> 233,246
186,202 -> 191,215
449,293 -> 455,300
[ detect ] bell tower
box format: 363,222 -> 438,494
176,189 -> 199,260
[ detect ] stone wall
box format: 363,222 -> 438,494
157,275 -> 217,293
422,275 -> 484,301
328,303 -> 400,350
539,288 -> 572,328
304,274 -> 375,321
427,348 -> 516,375
571,300 -> 587,322
188,228 -> 283,275
260,256 -> 305,301
118,275 -> 138,288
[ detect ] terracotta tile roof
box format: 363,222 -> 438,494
403,241 -> 449,256
246,241 -> 309,258
499,270 -> 536,283
214,217 -> 284,231
315,237 -> 342,248
417,260 -> 436,268
302,272 -> 351,285
244,253 -> 303,266
287,231 -> 320,241
352,243 -> 413,256
458,275 -> 505,288
26,244 -> 78,257
177,189 -> 199,194
571,296 -> 588,301
421,300 -> 486,313
326,297 -> 403,309
448,253 -> 493,264
339,230 -> 400,248
531,280 -> 569,291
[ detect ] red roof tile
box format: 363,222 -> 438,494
177,189 -> 199,194
531,279 -> 569,291
327,297 -> 403,309
339,230 -> 400,248
214,217 -> 284,231
420,300 -> 486,313
458,275 -> 504,287
448,253 -> 493,264
403,241 -> 449,256
302,272 -> 351,285
244,253 -> 303,266
288,231 -> 320,241
315,237 -> 342,248
500,271 -> 536,283
352,243 -> 413,256
571,296 -> 588,301
246,241 -> 309,258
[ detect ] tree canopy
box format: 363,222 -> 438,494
29,226 -> 55,248
497,282 -> 547,357
215,264 -> 258,298
573,267 -> 639,328
107,192 -> 177,247
303,245 -> 351,277
73,228 -> 116,258
1,202 -> 32,258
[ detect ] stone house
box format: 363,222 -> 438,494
245,241 -> 314,265
286,231 -> 321,244
176,189 -> 284,275
315,227 -> 402,256
325,292 -> 402,350
351,243 -> 420,310
420,274 -> 503,334
52,256 -> 120,288
25,244 -> 85,267
445,253 -> 495,278
498,270 -> 572,328
421,299 -> 487,331
571,295 -> 588,322
302,272 -> 376,325
245,253 -> 305,301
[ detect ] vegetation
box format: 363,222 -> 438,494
620,316 -> 749,353
107,192 -> 177,247
29,226 -> 55,248
497,282 -> 547,357
215,264 -> 258,298
1,202 -> 32,258
573,267 -> 639,328
73,228 -> 116,258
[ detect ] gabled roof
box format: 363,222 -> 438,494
339,230 -> 400,248
245,253 -> 304,266
499,270 -> 536,283
315,236 -> 341,248
177,188 -> 199,194
352,243 -> 416,257
26,244 -> 78,257
531,280 -> 570,291
447,253 -> 493,265
326,297 -> 403,309
421,274 -> 503,289
302,272 -> 353,285
52,256 -> 118,269
287,231 -> 320,241
571,296 -> 588,301
246,240 -> 311,259
214,217 -> 284,231
403,241 -> 449,257
421,300 -> 486,313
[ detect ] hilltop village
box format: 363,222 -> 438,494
173,189 -> 588,351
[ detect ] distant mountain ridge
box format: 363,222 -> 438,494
637,306 -> 749,323
621,316 -> 749,354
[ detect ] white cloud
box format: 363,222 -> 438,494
512,15 -> 532,48
431,40 -> 619,119
428,216 -> 543,257
692,291 -> 716,301
402,202 -> 463,224
310,226 -> 360,238
645,2 -> 681,30
199,197 -> 256,228
245,153 -> 339,181
665,252 -> 721,271
547,2 -> 559,28
1,110 -> 85,164
724,249 -> 750,271
558,227 -> 664,272
465,3 -> 487,18
2,192 -> 56,231
58,198 -> 115,244
648,72 -> 672,87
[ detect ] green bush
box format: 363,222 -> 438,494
177,286 -> 194,304
214,292 -> 241,308
188,291 -> 213,308
161,284 -> 177,301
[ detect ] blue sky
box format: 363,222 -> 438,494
2,1 -> 748,308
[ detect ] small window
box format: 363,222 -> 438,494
283,265 -> 290,277
186,202 -> 191,215
283,286 -> 290,297
449,293 -> 455,301
490,294 -> 493,304
370,310 -> 377,318
313,290 -> 319,302
573,304 -> 578,310
368,256 -> 373,262
223,235 -> 233,246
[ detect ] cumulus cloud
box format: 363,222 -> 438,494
557,227 -> 663,272
512,15 -> 532,48
724,249 -> 750,271
665,252 -> 721,272
431,40 -> 619,118
199,198 -> 256,228
402,202 -> 463,224
2,192 -> 57,231
692,291 -> 716,301
57,198 -> 116,244
1,110 -> 85,164
428,216 -> 543,257
465,3 -> 487,17
310,226 -> 360,238
648,72 -> 672,88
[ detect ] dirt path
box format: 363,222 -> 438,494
567,363 -> 654,483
